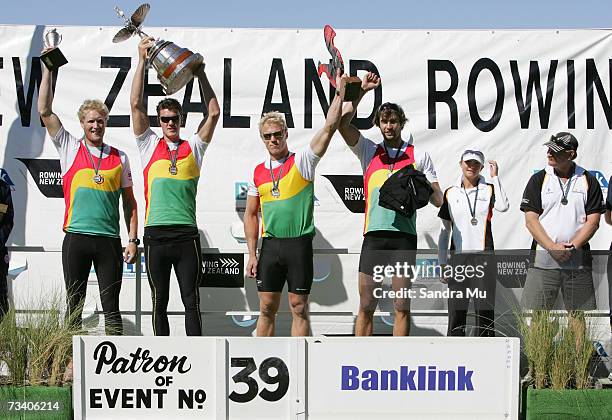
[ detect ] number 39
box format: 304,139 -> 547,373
229,357 -> 289,403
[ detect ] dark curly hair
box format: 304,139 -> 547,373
156,98 -> 183,116
372,102 -> 408,128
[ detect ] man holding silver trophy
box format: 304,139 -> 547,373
130,35 -> 220,337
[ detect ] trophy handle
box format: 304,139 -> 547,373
112,4 -> 151,43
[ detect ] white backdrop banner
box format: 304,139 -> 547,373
0,25 -> 610,252
2,26 -> 611,332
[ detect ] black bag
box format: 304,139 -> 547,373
378,166 -> 433,217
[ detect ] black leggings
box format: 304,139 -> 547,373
62,233 -> 123,335
0,249 -> 8,323
447,254 -> 497,337
144,237 -> 202,336
608,244 -> 611,327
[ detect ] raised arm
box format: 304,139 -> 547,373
244,195 -> 261,278
309,73 -> 347,157
489,161 -> 509,212
130,37 -> 154,136
338,72 -> 380,147
194,66 -> 220,144
38,50 -> 63,138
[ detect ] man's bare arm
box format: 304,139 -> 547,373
194,66 -> 220,144
130,37 -> 154,136
38,55 -> 62,138
244,195 -> 260,278
338,72 -> 380,147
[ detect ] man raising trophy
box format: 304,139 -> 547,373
130,34 -> 220,336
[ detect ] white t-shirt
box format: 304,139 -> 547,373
247,146 -> 320,197
520,164 -> 604,269
437,175 -> 510,264
349,134 -> 438,183
51,126 -> 132,187
135,127 -> 208,169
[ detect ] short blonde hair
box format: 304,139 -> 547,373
258,111 -> 287,138
77,99 -> 109,122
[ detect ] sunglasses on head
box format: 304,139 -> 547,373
262,130 -> 284,140
159,115 -> 180,124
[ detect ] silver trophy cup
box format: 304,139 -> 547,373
113,3 -> 203,95
41,28 -> 68,71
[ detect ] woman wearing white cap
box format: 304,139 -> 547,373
438,149 -> 509,336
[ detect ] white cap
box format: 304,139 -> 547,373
461,149 -> 485,165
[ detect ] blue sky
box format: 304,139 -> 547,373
2,0 -> 612,29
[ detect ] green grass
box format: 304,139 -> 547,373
0,292 -> 84,386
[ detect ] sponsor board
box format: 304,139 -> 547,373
87,254 -> 146,281
590,169 -> 609,197
17,158 -> 63,198
200,253 -> 244,288
307,337 -> 520,419
234,182 -> 248,211
72,336 -> 224,419
73,337 -> 519,419
226,337 -> 302,419
496,253 -> 530,288
322,174 -> 365,213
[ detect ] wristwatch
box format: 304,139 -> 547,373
128,238 -> 140,245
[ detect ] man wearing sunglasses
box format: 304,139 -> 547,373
130,37 -> 220,336
338,73 -> 443,336
520,132 -> 603,312
244,74 -> 348,337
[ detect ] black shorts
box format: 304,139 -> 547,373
359,231 -> 417,276
256,235 -> 313,295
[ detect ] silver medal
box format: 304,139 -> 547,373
93,174 -> 104,184
271,187 -> 280,198
471,217 -> 478,226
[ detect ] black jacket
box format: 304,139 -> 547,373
0,179 -> 13,250
378,166 -> 433,218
